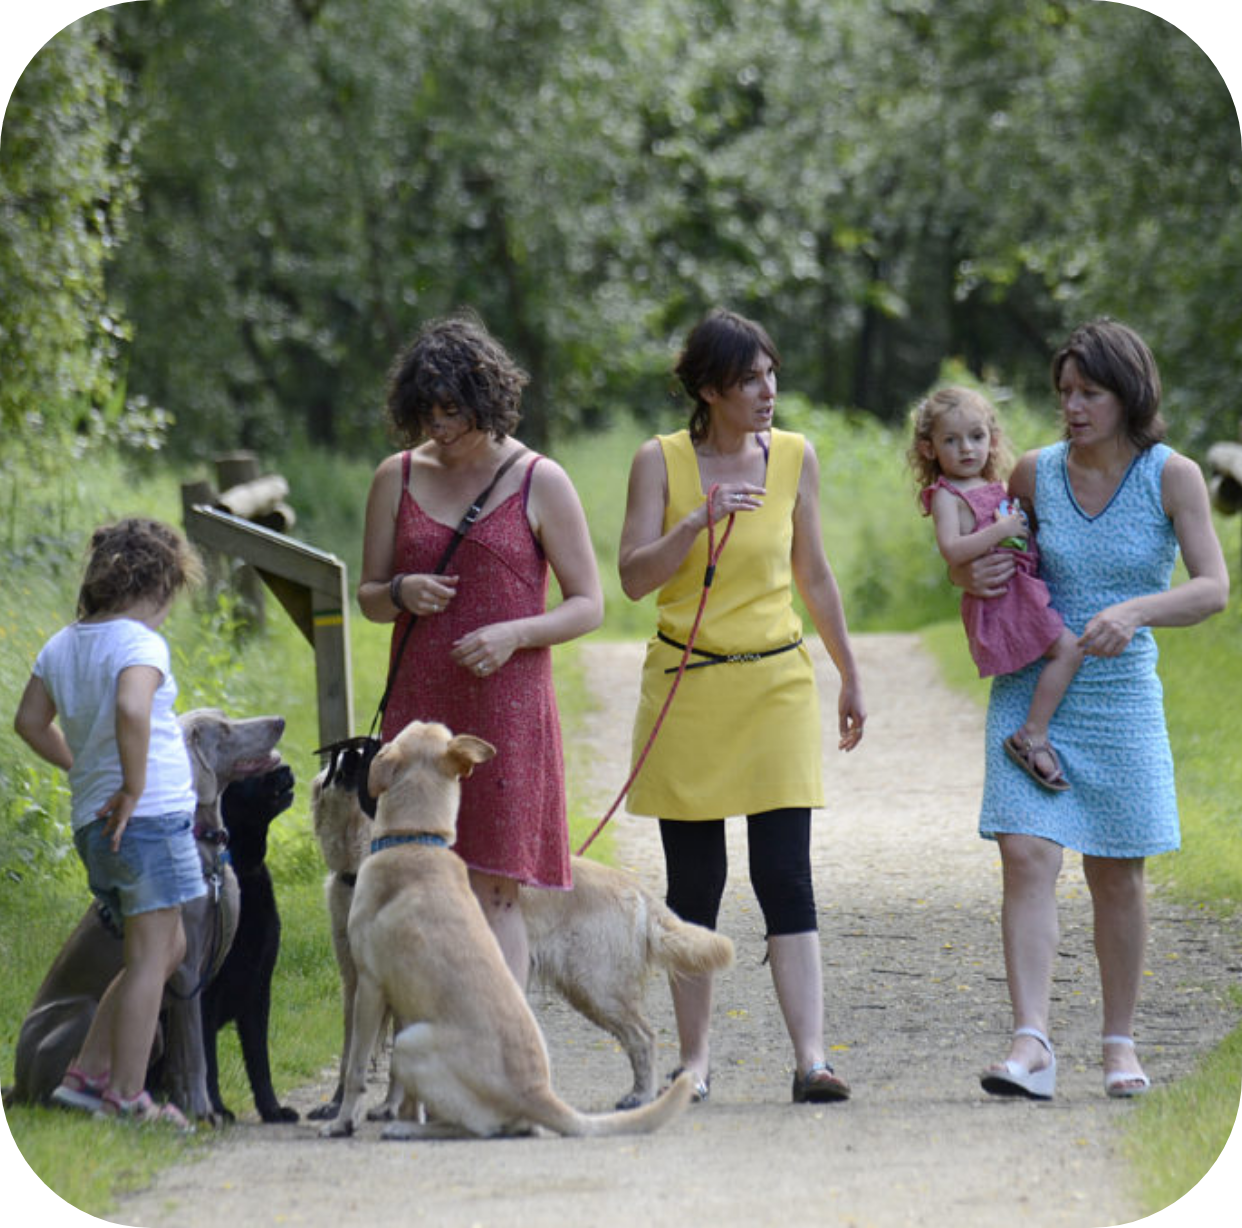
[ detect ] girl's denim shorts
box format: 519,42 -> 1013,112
74,812 -> 206,919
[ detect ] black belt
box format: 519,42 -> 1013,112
657,631 -> 803,673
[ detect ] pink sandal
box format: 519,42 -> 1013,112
96,1089 -> 195,1132
50,1067 -> 109,1113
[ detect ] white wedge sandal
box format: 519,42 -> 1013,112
980,1026 -> 1057,1100
1103,1035 -> 1152,1098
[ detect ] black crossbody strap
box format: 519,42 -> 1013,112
369,449 -> 525,736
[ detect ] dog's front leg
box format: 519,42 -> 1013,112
321,975 -> 385,1138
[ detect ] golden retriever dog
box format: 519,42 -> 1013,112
321,720 -> 696,1139
309,741 -> 733,1117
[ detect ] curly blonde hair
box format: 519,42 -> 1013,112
907,386 -> 1012,494
77,518 -> 204,619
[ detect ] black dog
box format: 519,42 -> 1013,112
202,764 -> 299,1123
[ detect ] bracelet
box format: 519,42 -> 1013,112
389,572 -> 410,613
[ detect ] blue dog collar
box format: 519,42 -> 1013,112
371,833 -> 449,854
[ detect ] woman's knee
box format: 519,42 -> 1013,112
998,834 -> 1063,885
1083,855 -> 1146,904
747,809 -> 816,935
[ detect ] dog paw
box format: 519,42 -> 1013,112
319,1118 -> 353,1139
307,1101 -> 341,1121
260,1104 -> 299,1124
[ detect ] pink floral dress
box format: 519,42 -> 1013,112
381,452 -> 570,888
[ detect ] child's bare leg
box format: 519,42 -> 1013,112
1020,629 -> 1084,741
108,907 -> 187,1099
1010,630 -> 1083,783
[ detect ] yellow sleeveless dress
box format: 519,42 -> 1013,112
626,428 -> 824,819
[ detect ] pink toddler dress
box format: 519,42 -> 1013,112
922,478 -> 1065,677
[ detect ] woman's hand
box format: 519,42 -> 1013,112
948,551 -> 1016,598
395,573 -> 459,616
1078,603 -> 1140,658
451,622 -> 521,678
837,678 -> 866,752
704,483 -> 765,525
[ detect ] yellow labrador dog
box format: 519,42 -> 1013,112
321,720 -> 695,1139
310,741 -> 733,1117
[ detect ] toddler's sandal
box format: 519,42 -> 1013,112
1004,734 -> 1071,792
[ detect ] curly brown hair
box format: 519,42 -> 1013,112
385,310 -> 528,445
77,518 -> 204,618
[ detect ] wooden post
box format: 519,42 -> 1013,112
181,503 -> 355,749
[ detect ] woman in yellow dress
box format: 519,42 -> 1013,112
619,308 -> 866,1104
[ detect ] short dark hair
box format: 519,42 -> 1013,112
385,310 -> 528,445
674,308 -> 781,443
1052,318 -> 1166,450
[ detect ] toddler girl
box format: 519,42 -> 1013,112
14,518 -> 205,1127
909,387 -> 1081,790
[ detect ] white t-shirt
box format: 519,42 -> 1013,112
33,618 -> 196,831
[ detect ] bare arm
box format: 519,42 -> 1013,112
929,486 -> 1027,568
449,459 -> 604,674
98,664 -> 162,850
790,440 -> 865,751
357,452 -> 459,623
617,439 -> 765,600
947,451 -> 1036,596
1078,452 -> 1230,657
14,675 -> 73,771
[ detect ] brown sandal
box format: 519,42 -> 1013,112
1004,734 -> 1071,792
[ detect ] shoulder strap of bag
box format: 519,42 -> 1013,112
368,449 -> 525,736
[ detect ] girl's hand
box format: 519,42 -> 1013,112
98,790 -> 139,851
397,574 -> 459,616
451,622 -> 520,678
1078,604 -> 1139,658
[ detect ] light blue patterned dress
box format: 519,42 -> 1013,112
980,441 -> 1180,857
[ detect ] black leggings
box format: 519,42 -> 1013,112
659,808 -> 817,937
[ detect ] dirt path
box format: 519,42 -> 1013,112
97,635 -> 1239,1227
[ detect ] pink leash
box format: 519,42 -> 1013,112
576,486 -> 735,856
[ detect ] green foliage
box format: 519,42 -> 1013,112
10,0 -> 1223,465
0,11 -> 137,457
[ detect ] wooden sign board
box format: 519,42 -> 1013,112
184,504 -> 354,747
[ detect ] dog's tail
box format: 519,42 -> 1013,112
646,898 -> 735,977
534,1070 -> 696,1137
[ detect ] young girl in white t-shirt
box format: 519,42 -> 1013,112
15,518 -> 204,1128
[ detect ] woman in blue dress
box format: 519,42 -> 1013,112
955,319 -> 1229,1100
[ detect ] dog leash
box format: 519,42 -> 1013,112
575,485 -> 735,856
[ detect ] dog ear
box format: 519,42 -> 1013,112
444,734 -> 496,779
367,741 -> 400,798
183,718 -> 220,804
